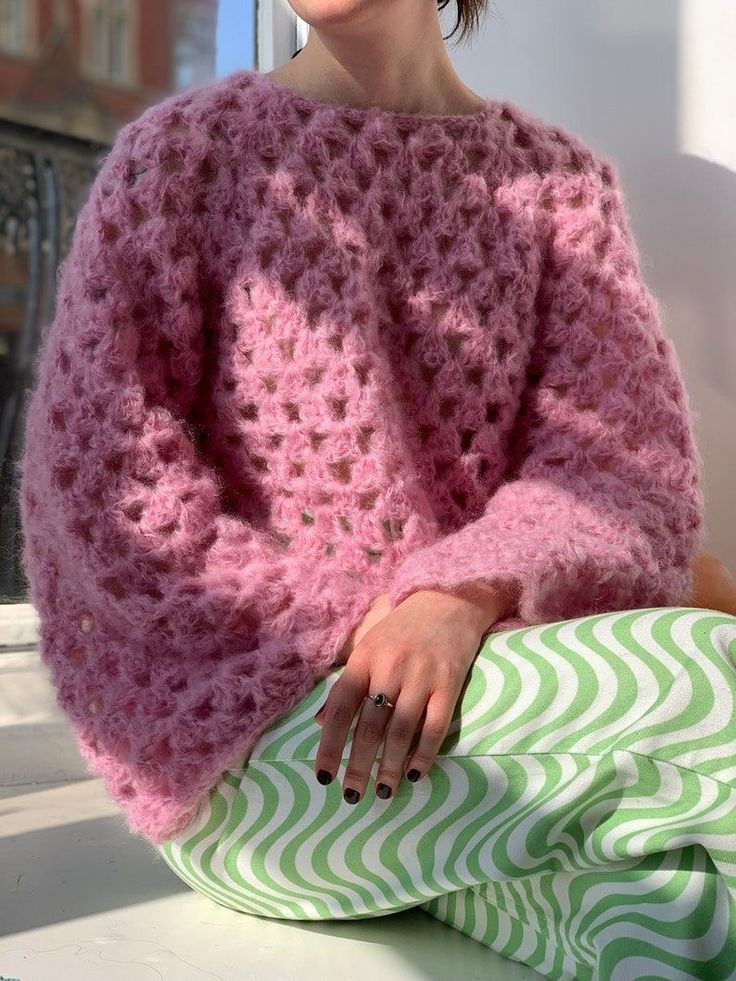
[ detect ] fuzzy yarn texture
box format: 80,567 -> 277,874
18,68 -> 705,844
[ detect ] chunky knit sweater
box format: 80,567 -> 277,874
18,67 -> 705,844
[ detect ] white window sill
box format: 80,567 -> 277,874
0,600 -> 40,650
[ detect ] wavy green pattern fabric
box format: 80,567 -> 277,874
156,607 -> 736,980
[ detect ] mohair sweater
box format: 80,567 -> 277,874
18,68 -> 705,844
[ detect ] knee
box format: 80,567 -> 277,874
689,551 -> 736,617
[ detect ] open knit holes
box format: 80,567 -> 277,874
512,126 -> 533,150
124,500 -> 145,523
262,399 -> 403,552
99,218 -> 122,246
329,397 -> 348,421
53,463 -> 78,490
164,112 -> 189,135
417,142 -> 446,173
495,334 -> 512,362
160,151 -> 185,176
126,160 -> 148,187
467,144 -> 488,173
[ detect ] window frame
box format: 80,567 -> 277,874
256,0 -> 304,69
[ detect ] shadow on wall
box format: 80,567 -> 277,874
449,0 -> 736,570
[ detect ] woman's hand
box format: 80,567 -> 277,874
314,586 -> 507,803
332,592 -> 393,666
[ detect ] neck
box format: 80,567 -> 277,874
269,2 -> 485,116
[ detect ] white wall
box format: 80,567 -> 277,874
447,0 -> 735,568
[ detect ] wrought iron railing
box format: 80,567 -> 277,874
0,118 -> 108,601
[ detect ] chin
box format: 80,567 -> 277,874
287,0 -> 390,29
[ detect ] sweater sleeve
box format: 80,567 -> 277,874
386,154 -> 706,632
18,115 -> 374,844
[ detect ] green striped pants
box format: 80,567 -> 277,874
156,607 -> 736,980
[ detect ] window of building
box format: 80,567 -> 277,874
88,0 -> 130,84
174,1 -> 216,91
0,0 -> 26,55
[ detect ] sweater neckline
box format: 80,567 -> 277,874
235,67 -> 500,129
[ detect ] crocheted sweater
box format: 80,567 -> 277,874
18,68 -> 705,845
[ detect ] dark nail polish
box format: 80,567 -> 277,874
407,769 -> 420,782
316,769 -> 332,785
343,787 -> 360,804
376,783 -> 392,799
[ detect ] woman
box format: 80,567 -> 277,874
18,1 -> 736,977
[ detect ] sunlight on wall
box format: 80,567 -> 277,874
679,0 -> 736,172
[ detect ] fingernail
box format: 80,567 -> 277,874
407,769 -> 421,782
316,769 -> 332,784
376,783 -> 392,799
343,787 -> 360,804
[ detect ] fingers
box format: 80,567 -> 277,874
340,695 -> 399,804
370,697 -> 426,800
313,665 -> 368,789
314,670 -> 457,804
397,688 -> 456,786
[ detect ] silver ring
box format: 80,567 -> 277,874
366,692 -> 394,709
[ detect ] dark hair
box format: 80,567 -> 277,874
439,0 -> 493,45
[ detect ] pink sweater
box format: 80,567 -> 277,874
18,68 -> 705,844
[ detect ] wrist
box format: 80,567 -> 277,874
423,580 -> 518,633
